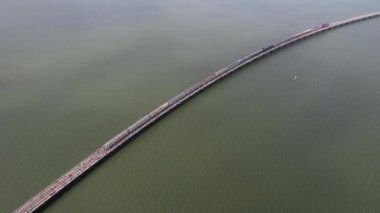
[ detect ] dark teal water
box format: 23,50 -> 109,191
1,0 -> 380,212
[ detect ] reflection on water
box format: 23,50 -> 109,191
1,0 -> 380,212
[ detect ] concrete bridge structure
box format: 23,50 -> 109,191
15,11 -> 380,213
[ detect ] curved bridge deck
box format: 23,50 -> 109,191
15,11 -> 380,213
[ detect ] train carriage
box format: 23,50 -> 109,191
214,67 -> 229,76
200,74 -> 216,85
262,44 -> 275,52
149,102 -> 169,117
185,82 -> 202,95
293,29 -> 313,38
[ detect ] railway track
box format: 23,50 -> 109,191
15,11 -> 380,213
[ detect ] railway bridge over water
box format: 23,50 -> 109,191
15,11 -> 380,213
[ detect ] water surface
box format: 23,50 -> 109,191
1,0 -> 380,212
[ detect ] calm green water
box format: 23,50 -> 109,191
1,0 -> 380,212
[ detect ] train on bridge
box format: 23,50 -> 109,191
15,11 -> 380,213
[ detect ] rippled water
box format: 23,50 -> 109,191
1,0 -> 380,212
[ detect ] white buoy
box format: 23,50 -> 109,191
294,75 -> 298,80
